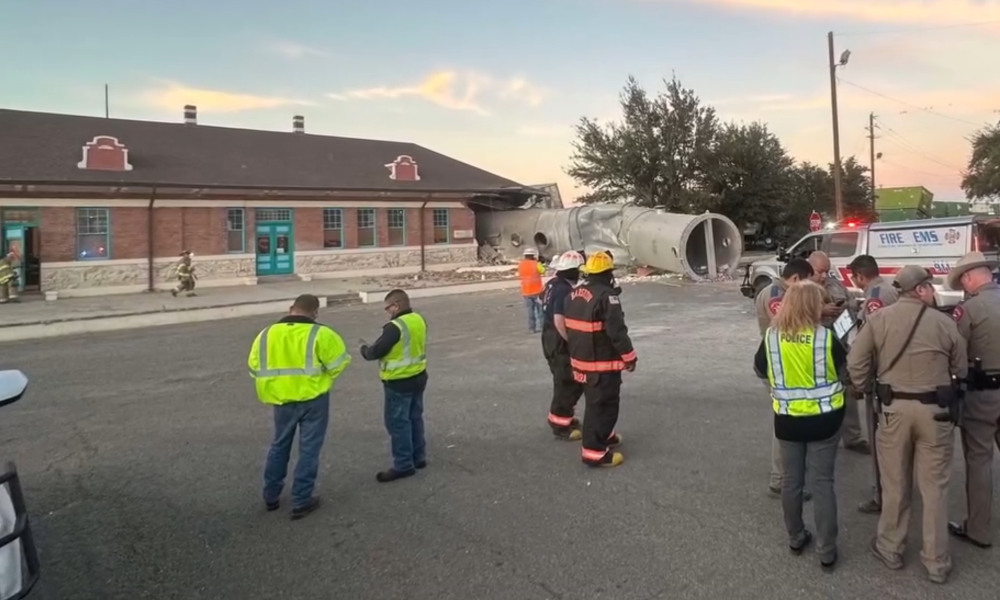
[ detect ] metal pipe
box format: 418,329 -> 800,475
477,205 -> 743,280
419,198 -> 430,271
146,187 -> 157,292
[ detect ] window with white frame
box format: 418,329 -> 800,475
323,208 -> 343,248
387,209 -> 405,246
432,208 -> 450,244
226,208 -> 245,253
76,207 -> 110,259
357,208 -> 376,247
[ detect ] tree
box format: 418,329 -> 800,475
701,121 -> 796,231
962,122 -> 1000,201
566,75 -> 719,210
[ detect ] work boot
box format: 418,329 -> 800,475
789,530 -> 813,555
415,460 -> 428,470
585,451 -> 624,468
948,521 -> 992,548
290,497 -> 320,521
607,433 -> 623,448
869,537 -> 903,570
376,468 -> 416,483
858,499 -> 882,514
553,429 -> 582,441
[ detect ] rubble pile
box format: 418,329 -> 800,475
477,244 -> 508,265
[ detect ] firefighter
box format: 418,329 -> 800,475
518,248 -> 546,333
172,250 -> 197,297
848,254 -> 900,515
564,251 -> 637,468
0,251 -> 19,304
541,251 -> 586,440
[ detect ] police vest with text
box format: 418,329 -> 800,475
764,326 -> 845,416
380,312 -> 428,381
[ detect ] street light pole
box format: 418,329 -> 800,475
828,31 -> 845,223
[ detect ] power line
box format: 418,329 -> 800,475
837,78 -> 988,127
835,19 -> 1000,37
879,158 -> 956,179
875,121 -> 966,171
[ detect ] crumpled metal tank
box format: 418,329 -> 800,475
476,204 -> 743,280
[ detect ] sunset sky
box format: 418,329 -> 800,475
2,0 -> 998,204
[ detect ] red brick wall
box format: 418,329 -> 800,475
39,207 -> 75,262
293,207 -> 323,251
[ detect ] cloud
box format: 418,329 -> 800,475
657,0 -> 1000,26
328,71 -> 547,115
264,40 -> 331,59
517,124 -> 573,137
137,81 -> 314,113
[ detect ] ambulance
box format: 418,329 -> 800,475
740,215 -> 1000,307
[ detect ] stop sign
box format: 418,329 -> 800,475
809,211 -> 822,232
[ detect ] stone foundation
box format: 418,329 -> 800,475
296,244 -> 477,278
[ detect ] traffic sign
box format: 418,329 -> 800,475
809,211 -> 822,232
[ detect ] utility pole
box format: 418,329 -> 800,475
868,112 -> 877,209
104,84 -> 109,118
828,32 -> 850,223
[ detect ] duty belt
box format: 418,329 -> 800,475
973,374 -> 1000,391
890,391 -> 938,404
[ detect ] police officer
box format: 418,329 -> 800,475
946,251 -> 1000,549
809,251 -> 869,455
248,294 -> 352,520
848,254 -> 900,515
541,251 -> 586,441
756,258 -> 814,498
564,251 -> 637,468
360,289 -> 429,483
847,265 -> 967,584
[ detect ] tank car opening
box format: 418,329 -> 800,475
683,216 -> 743,278
533,232 -> 549,248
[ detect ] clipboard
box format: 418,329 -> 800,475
832,309 -> 857,345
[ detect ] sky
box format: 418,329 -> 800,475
2,0 -> 998,205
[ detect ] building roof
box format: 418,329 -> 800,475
0,108 -> 530,194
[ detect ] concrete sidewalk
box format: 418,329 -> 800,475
0,273 -> 524,342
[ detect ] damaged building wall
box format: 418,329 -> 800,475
475,204 -> 743,280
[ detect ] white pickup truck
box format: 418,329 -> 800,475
740,215 -> 1000,307
0,370 -> 38,600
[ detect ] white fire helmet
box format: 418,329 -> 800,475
550,251 -> 585,271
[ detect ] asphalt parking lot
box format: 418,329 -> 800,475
2,280 -> 998,599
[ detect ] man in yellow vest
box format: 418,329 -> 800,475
247,294 -> 351,520
360,289 -> 429,483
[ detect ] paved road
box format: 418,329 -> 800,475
2,282 -> 997,599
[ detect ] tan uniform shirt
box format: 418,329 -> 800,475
755,280 -> 789,336
820,277 -> 850,328
951,281 -> 1000,372
848,297 -> 968,393
862,276 -> 899,318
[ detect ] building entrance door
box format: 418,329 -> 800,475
255,222 -> 294,276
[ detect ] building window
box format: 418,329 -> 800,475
432,208 -> 450,244
255,208 -> 292,222
226,208 -> 245,253
387,209 -> 406,246
323,208 -> 343,248
76,207 -> 110,259
358,208 -> 376,247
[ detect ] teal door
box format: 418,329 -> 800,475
2,224 -> 25,292
255,222 -> 294,276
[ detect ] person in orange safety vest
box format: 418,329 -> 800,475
518,248 -> 546,333
564,250 -> 636,468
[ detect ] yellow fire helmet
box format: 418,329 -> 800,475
582,251 -> 615,275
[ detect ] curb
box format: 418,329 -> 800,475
357,279 -> 521,303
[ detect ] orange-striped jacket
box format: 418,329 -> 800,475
564,279 -> 637,376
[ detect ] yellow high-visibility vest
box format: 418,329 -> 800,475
764,326 -> 845,416
247,321 -> 351,405
379,312 -> 427,381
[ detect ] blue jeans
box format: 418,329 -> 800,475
384,385 -> 426,472
263,393 -> 330,509
524,295 -> 543,332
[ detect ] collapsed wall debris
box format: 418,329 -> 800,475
475,204 -> 743,281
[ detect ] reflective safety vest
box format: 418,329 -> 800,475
0,260 -> 12,284
764,326 -> 845,416
248,321 -> 351,405
518,260 -> 544,296
380,312 -> 428,381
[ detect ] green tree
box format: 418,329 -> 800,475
566,75 -> 719,210
962,122 -> 1000,201
701,121 -> 796,231
837,156 -> 876,221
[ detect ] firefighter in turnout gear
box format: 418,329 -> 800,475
0,250 -> 20,304
564,251 -> 636,468
946,251 -> 1000,549
172,250 -> 197,297
849,254 -> 900,516
541,251 -> 586,440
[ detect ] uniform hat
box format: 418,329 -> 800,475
892,265 -> 934,292
946,251 -> 1000,290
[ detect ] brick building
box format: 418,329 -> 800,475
0,107 -> 537,297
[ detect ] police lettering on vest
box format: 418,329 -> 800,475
764,326 -> 845,417
379,312 -> 428,381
